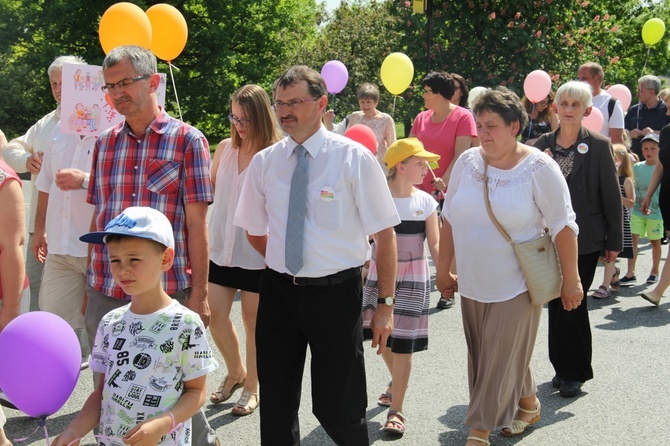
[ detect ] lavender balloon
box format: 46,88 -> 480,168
321,60 -> 349,94
0,312 -> 80,418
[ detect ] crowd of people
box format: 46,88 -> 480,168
1,50 -> 669,446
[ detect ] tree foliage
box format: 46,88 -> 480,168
386,0 -> 670,127
0,0 -> 320,144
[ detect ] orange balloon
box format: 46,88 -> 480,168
146,4 -> 188,62
98,2 -> 152,54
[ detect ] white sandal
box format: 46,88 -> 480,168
466,436 -> 490,445
501,401 -> 541,437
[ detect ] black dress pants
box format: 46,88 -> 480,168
548,251 -> 599,383
256,268 -> 369,446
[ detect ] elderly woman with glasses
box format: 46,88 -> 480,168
534,80 -> 622,398
520,91 -> 559,145
207,84 -> 283,416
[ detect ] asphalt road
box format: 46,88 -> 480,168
4,182 -> 669,445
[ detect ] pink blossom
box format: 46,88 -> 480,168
536,30 -> 542,38
551,74 -> 560,81
610,25 -> 619,32
610,56 -> 620,64
594,15 -> 600,22
489,12 -> 496,19
581,1 -> 590,6
519,23 -> 526,29
515,12 -> 521,20
404,1 -> 411,7
508,21 -> 515,28
546,0 -> 553,4
407,20 -> 412,26
604,14 -> 610,20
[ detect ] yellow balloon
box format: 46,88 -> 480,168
99,3 -> 152,54
381,53 -> 414,96
147,4 -> 188,62
642,18 -> 666,46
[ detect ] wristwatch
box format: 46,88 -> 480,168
378,296 -> 395,306
81,173 -> 90,190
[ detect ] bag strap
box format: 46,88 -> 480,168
608,98 -> 617,121
482,157 -> 515,246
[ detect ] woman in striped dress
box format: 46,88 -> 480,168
362,138 -> 440,436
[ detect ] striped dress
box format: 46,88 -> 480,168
362,190 -> 437,353
619,175 -> 634,259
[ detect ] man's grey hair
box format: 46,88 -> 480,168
639,75 -> 662,95
103,45 -> 157,76
48,55 -> 86,76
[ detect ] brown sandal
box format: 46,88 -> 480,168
210,374 -> 245,404
382,410 -> 405,435
231,390 -> 259,416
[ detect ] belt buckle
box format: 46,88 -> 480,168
292,275 -> 304,286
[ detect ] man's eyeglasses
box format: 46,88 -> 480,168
272,97 -> 319,110
228,114 -> 253,127
100,75 -> 150,93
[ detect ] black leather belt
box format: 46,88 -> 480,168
279,267 -> 362,286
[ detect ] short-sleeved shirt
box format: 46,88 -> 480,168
625,100 -> 670,156
410,107 -> 477,193
90,301 -> 218,445
234,126 -> 400,277
593,91 -> 625,138
633,161 -> 662,219
86,108 -> 213,299
35,127 -> 96,257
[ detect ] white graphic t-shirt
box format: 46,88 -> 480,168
90,301 -> 218,445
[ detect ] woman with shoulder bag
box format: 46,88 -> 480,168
436,87 -> 581,446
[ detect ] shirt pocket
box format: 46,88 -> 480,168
145,158 -> 180,195
312,186 -> 342,231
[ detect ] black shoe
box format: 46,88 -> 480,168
559,380 -> 583,397
551,375 -> 563,389
437,296 -> 455,309
0,389 -> 18,410
619,275 -> 636,287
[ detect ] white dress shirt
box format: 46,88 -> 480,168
234,126 -> 400,277
35,124 -> 96,257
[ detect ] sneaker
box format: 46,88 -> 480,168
647,275 -> 658,284
437,295 -> 455,309
662,236 -> 668,245
619,275 -> 636,287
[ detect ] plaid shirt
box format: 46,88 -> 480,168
86,108 -> 213,299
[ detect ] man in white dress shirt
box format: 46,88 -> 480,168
235,65 -> 400,445
578,62 -> 625,144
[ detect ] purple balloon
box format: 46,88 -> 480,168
321,60 -> 348,94
0,312 -> 80,418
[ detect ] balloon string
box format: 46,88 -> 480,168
528,103 -> 536,139
642,46 -> 651,76
168,62 -> 184,122
392,96 -> 397,115
13,417 -> 48,445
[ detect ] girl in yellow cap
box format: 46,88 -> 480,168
362,138 -> 440,435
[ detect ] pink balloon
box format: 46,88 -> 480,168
345,124 -> 377,154
0,312 -> 80,418
321,60 -> 348,94
523,70 -> 552,103
607,84 -> 632,112
583,106 -> 604,133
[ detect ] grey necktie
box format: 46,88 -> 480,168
285,144 -> 308,274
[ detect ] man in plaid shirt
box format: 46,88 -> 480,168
84,45 -> 217,446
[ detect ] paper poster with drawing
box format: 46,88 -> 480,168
60,63 -> 167,136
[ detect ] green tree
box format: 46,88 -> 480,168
388,0 -> 670,126
0,0 -> 321,144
